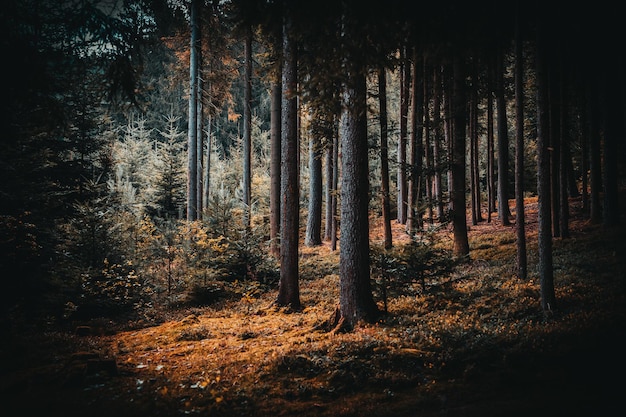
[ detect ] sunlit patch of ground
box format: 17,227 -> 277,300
2,196 -> 625,416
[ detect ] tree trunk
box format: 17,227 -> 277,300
202,113 -> 211,214
451,55 -> 469,258
378,68 -> 392,249
558,72 -> 570,239
587,84 -> 602,224
469,61 -> 481,225
242,26 -> 252,229
496,48 -> 511,226
305,135 -> 322,246
536,22 -> 556,313
432,66 -> 444,221
270,78 -> 281,257
330,121 -> 339,252
514,14 -> 527,280
487,68 -> 495,223
196,22 -> 204,217
324,144 -> 333,241
407,48 -> 423,234
549,63 -> 561,237
339,71 -> 378,327
276,10 -> 300,309
423,58 -> 434,225
580,98 -> 589,215
186,0 -> 199,221
397,45 -> 409,224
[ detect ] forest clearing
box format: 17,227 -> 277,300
2,196 -> 625,417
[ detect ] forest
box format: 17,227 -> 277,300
1,0 -> 625,416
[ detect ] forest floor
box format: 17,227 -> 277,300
2,196 -> 626,417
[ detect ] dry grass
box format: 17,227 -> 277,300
2,196 -> 626,417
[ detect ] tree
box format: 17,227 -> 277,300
270,72 -> 282,257
242,24 -> 253,228
407,47 -> 423,234
338,70 -> 378,327
305,133 -> 323,246
276,6 -> 300,309
486,65 -> 496,223
469,59 -> 482,226
514,11 -> 527,280
450,55 -> 470,258
397,45 -> 410,224
187,0 -> 200,221
432,66 -> 445,221
378,67 -> 393,249
535,21 -> 556,313
155,114 -> 187,220
496,46 -> 511,226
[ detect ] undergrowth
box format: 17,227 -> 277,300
2,200 -> 625,417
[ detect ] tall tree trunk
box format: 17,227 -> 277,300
378,67 -> 392,249
407,47 -> 423,234
443,65 -> 454,213
496,47 -> 511,226
270,77 -> 281,257
487,68 -> 495,223
451,55 -> 470,258
397,45 -> 409,224
514,14 -> 527,280
469,61 -> 481,225
587,84 -> 602,224
202,113 -> 211,214
305,135 -> 322,246
339,71 -> 378,326
186,0 -> 200,221
558,71 -> 570,238
324,144 -> 333,241
536,22 -> 556,314
433,66 -> 444,221
423,58 -> 434,225
549,62 -> 561,237
196,24 -> 204,217
276,10 -> 300,309
330,121 -> 339,252
580,98 -> 589,215
242,26 -> 253,229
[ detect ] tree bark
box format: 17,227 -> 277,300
339,71 -> 378,326
587,83 -> 602,224
432,66 -> 444,221
514,14 -> 527,280
378,68 -> 392,249
549,62 -> 561,237
486,67 -> 495,223
330,122 -> 339,252
407,47 -> 423,234
496,47 -> 511,226
397,45 -> 409,224
305,134 -> 322,246
451,55 -> 470,258
276,9 -> 300,309
186,0 -> 200,221
536,22 -> 556,313
423,58 -> 434,225
242,25 -> 252,229
270,77 -> 281,257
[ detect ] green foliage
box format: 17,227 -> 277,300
77,259 -> 150,319
371,230 -> 457,313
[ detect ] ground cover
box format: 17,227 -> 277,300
2,197 -> 625,416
